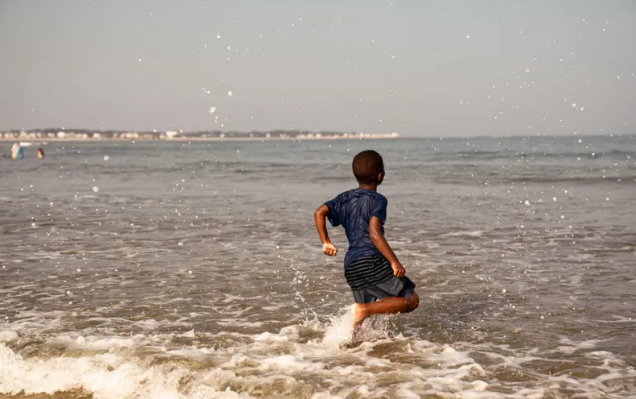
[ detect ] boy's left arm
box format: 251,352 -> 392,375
314,205 -> 338,256
369,216 -> 406,277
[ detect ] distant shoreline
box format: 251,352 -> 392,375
0,130 -> 401,143
0,135 -> 400,143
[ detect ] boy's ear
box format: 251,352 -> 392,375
378,171 -> 385,184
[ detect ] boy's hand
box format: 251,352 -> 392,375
391,261 -> 406,278
322,242 -> 338,257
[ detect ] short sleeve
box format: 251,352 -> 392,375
371,195 -> 388,225
324,196 -> 342,227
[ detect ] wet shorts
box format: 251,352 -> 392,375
345,256 -> 416,304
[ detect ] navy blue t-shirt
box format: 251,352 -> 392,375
324,188 -> 388,270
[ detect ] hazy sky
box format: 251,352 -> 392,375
1,0 -> 635,136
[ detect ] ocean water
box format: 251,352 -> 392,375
0,135 -> 635,399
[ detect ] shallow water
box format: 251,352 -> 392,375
1,136 -> 635,398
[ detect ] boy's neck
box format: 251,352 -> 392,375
358,183 -> 378,191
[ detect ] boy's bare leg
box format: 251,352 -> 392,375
353,292 -> 419,328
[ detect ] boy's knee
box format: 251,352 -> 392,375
405,291 -> 419,312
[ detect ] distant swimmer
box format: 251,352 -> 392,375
11,142 -> 24,159
314,150 -> 419,339
37,148 -> 45,159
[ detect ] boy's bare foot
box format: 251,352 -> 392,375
352,304 -> 368,329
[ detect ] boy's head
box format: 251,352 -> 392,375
352,150 -> 384,185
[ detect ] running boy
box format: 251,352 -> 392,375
314,150 -> 419,330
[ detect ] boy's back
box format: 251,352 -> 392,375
325,188 -> 388,269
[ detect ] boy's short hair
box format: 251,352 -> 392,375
352,150 -> 384,184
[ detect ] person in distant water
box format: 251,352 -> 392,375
37,148 -> 45,159
11,142 -> 24,159
314,150 -> 419,337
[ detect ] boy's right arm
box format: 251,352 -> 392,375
314,205 -> 338,256
369,216 -> 406,277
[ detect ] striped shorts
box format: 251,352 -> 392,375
345,256 -> 416,304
